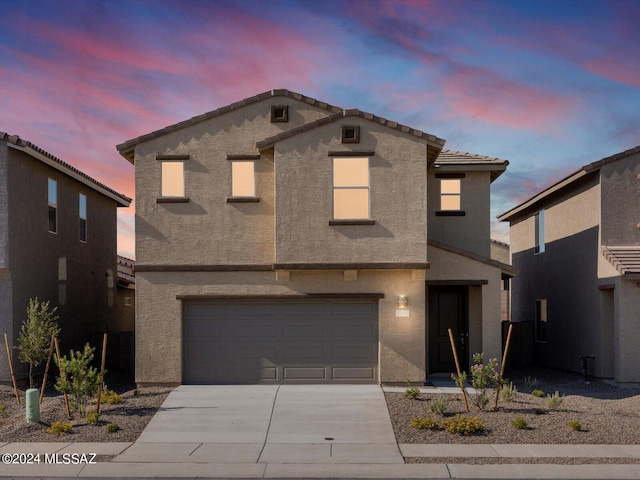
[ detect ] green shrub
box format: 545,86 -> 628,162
410,416 -> 440,430
429,397 -> 448,416
531,389 -> 545,397
512,416 -> 528,429
545,391 -> 564,409
442,414 -> 484,435
524,376 -> 539,391
568,420 -> 582,431
500,381 -> 517,402
535,408 -> 547,415
133,388 -> 139,397
99,389 -> 123,405
0,402 -> 7,418
55,344 -> 105,417
469,353 -> 500,411
45,421 -> 73,435
404,386 -> 420,400
86,412 -> 99,424
107,423 -> 121,433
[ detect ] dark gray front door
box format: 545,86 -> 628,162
183,299 -> 378,384
428,286 -> 469,374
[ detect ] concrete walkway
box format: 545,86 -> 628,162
2,385 -> 640,478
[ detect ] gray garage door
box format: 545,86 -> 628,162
183,299 -> 378,384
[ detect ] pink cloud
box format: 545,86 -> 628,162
440,65 -> 577,133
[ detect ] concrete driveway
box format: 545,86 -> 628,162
114,385 -> 403,464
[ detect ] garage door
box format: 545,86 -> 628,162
183,299 -> 378,384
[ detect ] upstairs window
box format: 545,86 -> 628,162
48,178 -> 57,233
161,161 -> 184,197
440,179 -> 461,211
79,193 -> 87,243
333,157 -> 369,219
535,210 -> 545,254
535,299 -> 547,342
231,161 -> 255,197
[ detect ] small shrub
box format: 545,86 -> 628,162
106,423 -> 121,433
45,421 -> 73,435
410,416 -> 440,430
99,389 -> 123,405
0,402 -> 7,418
133,388 -> 139,396
469,353 -> 500,411
55,344 -> 105,416
531,389 -> 545,397
500,381 -> 517,402
429,397 -> 448,416
535,408 -> 547,415
545,391 -> 564,410
568,420 -> 582,431
442,414 -> 484,435
86,412 -> 99,424
404,386 -> 420,400
524,376 -> 539,391
512,416 -> 528,429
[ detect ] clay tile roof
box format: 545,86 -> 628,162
115,89 -> 343,162
435,150 -> 509,182
256,109 -> 446,164
602,246 -> 640,275
1,131 -> 131,206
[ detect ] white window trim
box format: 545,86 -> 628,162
332,157 -> 370,220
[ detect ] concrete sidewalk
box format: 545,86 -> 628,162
2,442 -> 640,478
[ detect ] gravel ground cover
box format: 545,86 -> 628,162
0,375 -> 172,442
386,367 -> 640,446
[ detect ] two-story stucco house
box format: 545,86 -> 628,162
499,146 -> 640,383
117,89 -> 514,385
0,132 -> 131,382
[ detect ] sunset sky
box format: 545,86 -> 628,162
2,0 -> 639,259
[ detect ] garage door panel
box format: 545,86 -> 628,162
332,367 -> 375,380
183,299 -> 378,384
283,366 -> 326,380
283,324 -> 325,337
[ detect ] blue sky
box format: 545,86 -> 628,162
2,0 -> 639,258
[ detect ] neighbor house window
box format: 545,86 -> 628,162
440,179 -> 461,211
48,178 -> 57,233
333,157 -> 369,219
161,161 -> 184,197
79,193 -> 87,242
535,210 -> 545,254
535,299 -> 547,342
231,161 -> 255,197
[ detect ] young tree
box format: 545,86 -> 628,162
55,343 -> 104,416
17,298 -> 60,389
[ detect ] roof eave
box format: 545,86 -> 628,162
9,142 -> 131,207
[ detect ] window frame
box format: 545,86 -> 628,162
48,178 -> 57,234
79,193 -> 87,243
230,160 -> 256,198
535,210 -> 545,254
332,157 -> 370,221
535,299 -> 547,343
435,173 -> 465,216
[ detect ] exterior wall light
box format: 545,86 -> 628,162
396,295 -> 410,318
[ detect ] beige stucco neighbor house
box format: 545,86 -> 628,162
0,132 -> 131,382
499,146 -> 640,383
116,89 -> 514,385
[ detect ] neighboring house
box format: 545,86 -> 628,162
113,255 -> 135,374
0,132 -> 131,382
116,89 -> 514,385
498,146 -> 640,382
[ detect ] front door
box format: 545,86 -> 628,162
428,286 -> 469,375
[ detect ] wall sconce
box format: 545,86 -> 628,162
397,295 -> 408,308
396,295 -> 410,317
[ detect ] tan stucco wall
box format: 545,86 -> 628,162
274,118 -> 428,264
135,269 -> 427,385
428,171 -> 491,258
615,278 -> 640,382
134,97 -> 335,266
426,246 -> 503,366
